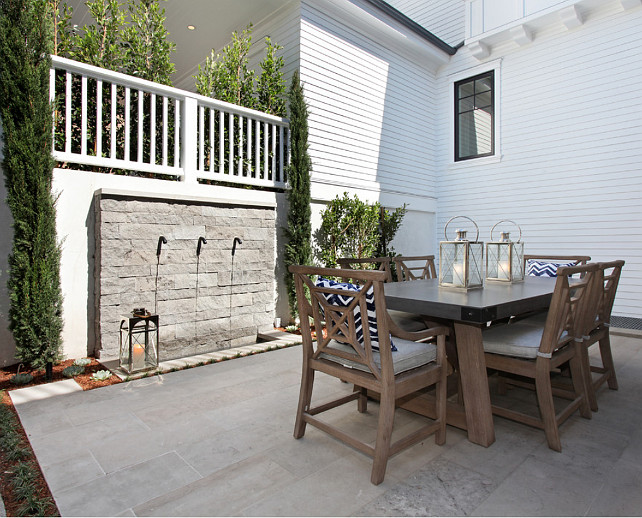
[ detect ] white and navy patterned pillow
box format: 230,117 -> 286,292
527,260 -> 576,277
315,277 -> 396,351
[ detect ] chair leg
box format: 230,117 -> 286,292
570,352 -> 592,418
599,334 -> 618,390
435,365 -> 447,446
357,386 -> 368,413
294,366 -> 315,439
579,343 -> 598,413
535,363 -> 562,452
371,390 -> 395,485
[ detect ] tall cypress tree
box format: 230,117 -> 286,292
0,0 -> 64,368
284,71 -> 312,319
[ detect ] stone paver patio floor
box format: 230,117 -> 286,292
10,331 -> 642,516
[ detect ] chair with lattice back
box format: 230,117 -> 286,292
289,265 -> 449,485
578,260 -> 625,411
392,255 -> 437,281
482,263 -> 597,451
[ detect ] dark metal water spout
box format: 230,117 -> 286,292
232,237 -> 242,256
197,237 -> 207,256
156,236 -> 167,257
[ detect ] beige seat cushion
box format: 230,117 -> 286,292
318,338 -> 437,375
483,322 -> 545,359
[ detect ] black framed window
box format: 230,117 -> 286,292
455,70 -> 494,161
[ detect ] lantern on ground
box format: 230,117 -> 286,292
486,220 -> 525,283
119,309 -> 159,374
439,216 -> 484,289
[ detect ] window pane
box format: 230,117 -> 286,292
458,82 -> 474,98
458,109 -> 493,158
476,77 -> 492,93
459,97 -> 475,112
476,90 -> 492,109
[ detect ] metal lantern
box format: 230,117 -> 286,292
486,220 -> 525,283
439,216 -> 484,289
119,309 -> 159,374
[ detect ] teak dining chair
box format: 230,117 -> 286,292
289,265 -> 449,485
578,260 -> 625,411
393,255 -> 437,281
482,263 -> 597,451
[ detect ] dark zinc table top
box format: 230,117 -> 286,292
384,277 -> 558,324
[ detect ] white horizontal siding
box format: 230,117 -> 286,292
300,2 -> 439,201
435,4 -> 642,318
387,0 -> 466,46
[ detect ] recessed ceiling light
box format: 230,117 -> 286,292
187,25 -> 196,31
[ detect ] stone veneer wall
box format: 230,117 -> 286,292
94,191 -> 276,361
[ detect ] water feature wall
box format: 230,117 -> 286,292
94,189 -> 276,361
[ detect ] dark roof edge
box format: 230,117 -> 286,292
361,0 -> 458,56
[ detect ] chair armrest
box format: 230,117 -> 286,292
386,311 -> 449,342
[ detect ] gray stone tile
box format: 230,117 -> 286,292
42,449 -> 104,493
586,456 -> 642,516
54,452 -> 200,516
134,454 -> 294,516
529,416 -> 630,478
440,417 -> 544,484
355,456 -> 494,517
240,453 -> 391,516
472,455 -> 603,516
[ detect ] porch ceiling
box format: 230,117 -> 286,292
64,0 -> 290,91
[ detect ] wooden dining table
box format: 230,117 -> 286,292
384,276 -> 558,447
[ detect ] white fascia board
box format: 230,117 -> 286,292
308,0 -> 451,72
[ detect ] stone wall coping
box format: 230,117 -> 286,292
95,188 -> 277,209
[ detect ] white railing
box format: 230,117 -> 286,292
50,55 -> 289,188
466,0 -> 578,38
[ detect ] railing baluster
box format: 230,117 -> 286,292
228,112 -> 234,176
81,75 -> 87,155
199,104 -> 204,172
209,108 -> 214,173
137,89 -> 144,163
96,79 -> 103,158
110,83 -> 116,159
218,110 -> 224,174
150,93 -> 156,165
238,115 -> 244,176
174,98 -> 180,168
124,87 -> 131,161
255,120 -> 260,179
263,121 -> 268,180
247,117 -> 253,178
271,124 -> 277,181
279,125 -> 284,183
65,71 -> 71,154
162,96 -> 168,166
50,68 -> 55,151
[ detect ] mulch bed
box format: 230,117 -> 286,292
0,358 -> 122,516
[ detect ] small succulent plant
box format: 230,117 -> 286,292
10,372 -> 33,385
90,370 -> 112,381
73,358 -> 92,367
62,365 -> 85,378
10,364 -> 33,385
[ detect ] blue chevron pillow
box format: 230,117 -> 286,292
527,260 -> 576,277
315,278 -> 396,351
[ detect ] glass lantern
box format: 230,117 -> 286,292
119,310 -> 159,374
486,220 -> 525,283
439,216 -> 484,289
